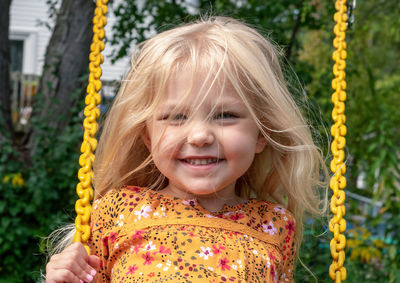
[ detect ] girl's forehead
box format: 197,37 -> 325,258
162,76 -> 244,109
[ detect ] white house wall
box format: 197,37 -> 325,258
10,0 -> 132,82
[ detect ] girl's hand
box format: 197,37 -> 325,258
46,242 -> 100,283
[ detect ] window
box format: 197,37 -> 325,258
10,39 -> 24,72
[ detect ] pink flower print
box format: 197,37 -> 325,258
230,213 -> 244,221
102,236 -> 108,246
188,232 -> 197,237
158,245 -> 171,254
217,258 -> 231,271
142,241 -> 156,252
182,199 -> 197,206
131,243 -> 144,254
198,247 -> 214,260
127,186 -> 141,192
132,230 -> 146,240
134,205 -> 152,220
285,220 -> 295,235
269,251 -> 276,261
142,252 -> 154,265
212,243 -> 226,254
270,265 -> 276,278
126,264 -> 138,275
274,206 -> 286,214
109,232 -> 118,243
262,221 -> 277,235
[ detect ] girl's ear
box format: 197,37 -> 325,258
255,133 -> 267,153
141,126 -> 151,150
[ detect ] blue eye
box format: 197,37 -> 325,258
214,112 -> 237,119
159,113 -> 187,121
172,113 -> 187,120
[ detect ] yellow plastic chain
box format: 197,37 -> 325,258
74,0 -> 109,255
329,0 -> 348,282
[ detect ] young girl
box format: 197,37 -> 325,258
46,16 -> 327,283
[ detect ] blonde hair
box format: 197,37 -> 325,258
93,16 -> 328,248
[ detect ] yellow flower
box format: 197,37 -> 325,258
3,175 -> 10,183
11,173 -> 24,187
373,239 -> 385,248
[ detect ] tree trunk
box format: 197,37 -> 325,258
28,0 -> 95,157
0,0 -> 13,141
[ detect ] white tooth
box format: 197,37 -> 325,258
185,158 -> 218,165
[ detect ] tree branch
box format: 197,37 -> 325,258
285,0 -> 304,61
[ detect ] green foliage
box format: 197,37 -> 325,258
346,2 -> 400,218
0,85 -> 86,281
109,0 -> 327,63
294,219 -> 331,282
345,227 -> 400,282
295,222 -> 400,282
297,2 -> 400,280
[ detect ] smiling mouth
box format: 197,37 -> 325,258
181,158 -> 224,165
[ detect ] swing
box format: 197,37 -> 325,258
72,0 -> 348,282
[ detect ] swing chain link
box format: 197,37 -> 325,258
74,0 -> 109,255
329,0 -> 348,282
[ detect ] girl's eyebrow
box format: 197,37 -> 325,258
160,96 -> 245,112
157,104 -> 189,113
213,98 -> 245,109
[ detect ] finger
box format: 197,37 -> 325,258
69,244 -> 98,281
48,243 -> 96,282
45,268 -> 81,283
66,243 -> 98,277
88,255 -> 101,271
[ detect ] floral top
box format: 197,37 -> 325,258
89,186 -> 296,282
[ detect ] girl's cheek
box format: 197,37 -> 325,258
155,132 -> 180,153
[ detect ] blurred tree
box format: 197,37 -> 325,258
26,0 -> 95,162
0,0 -> 13,140
0,0 -> 95,280
0,0 -> 95,166
109,0 -> 328,63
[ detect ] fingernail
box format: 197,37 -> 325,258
80,280 -> 84,283
90,269 -> 97,276
86,274 -> 93,281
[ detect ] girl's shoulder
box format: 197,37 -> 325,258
245,198 -> 295,220
91,186 -> 148,218
246,199 -> 296,231
92,186 -> 148,209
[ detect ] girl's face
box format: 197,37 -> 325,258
143,72 -> 266,202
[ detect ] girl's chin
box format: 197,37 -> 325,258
167,183 -> 235,198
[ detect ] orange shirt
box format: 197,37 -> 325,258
89,186 -> 296,282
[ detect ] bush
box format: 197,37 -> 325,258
295,219 -> 400,282
0,92 -> 85,282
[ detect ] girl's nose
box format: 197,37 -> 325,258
186,122 -> 215,147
